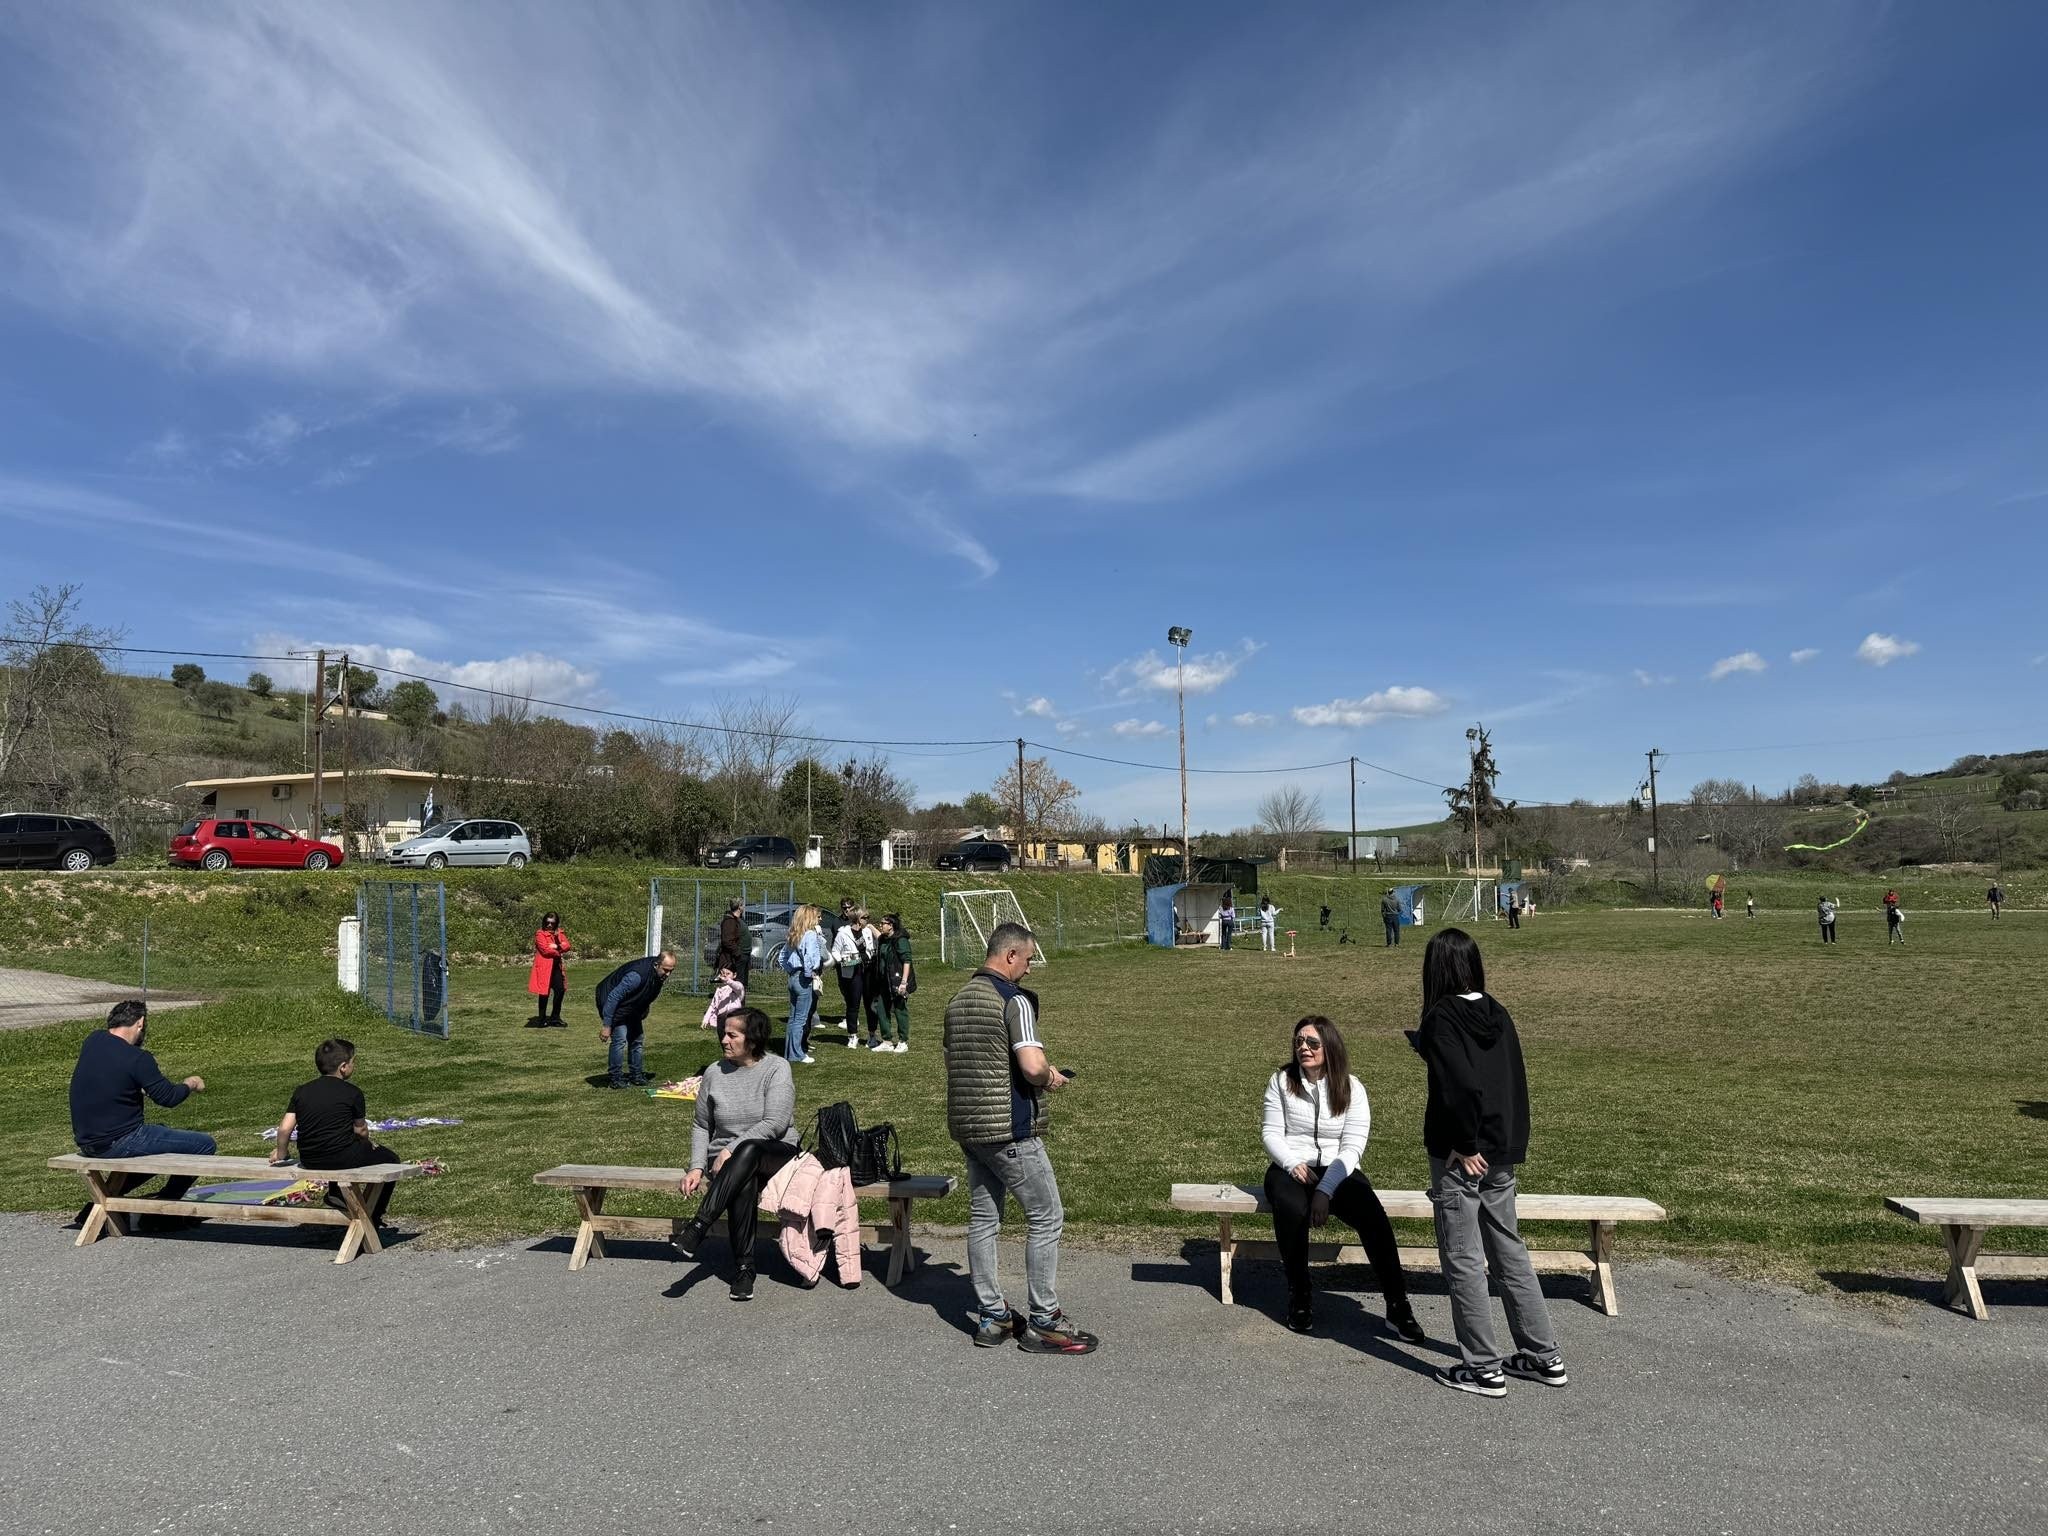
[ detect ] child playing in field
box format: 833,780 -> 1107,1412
270,1037 -> 400,1227
702,966 -> 745,1030
1885,891 -> 1905,945
1409,927 -> 1566,1398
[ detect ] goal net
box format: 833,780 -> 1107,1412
939,887 -> 1046,968
1436,879 -> 1495,924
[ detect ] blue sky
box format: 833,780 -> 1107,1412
2,1 -> 2044,831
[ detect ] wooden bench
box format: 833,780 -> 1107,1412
1885,1197 -> 2048,1320
49,1152 -> 423,1265
1169,1182 -> 1667,1315
534,1164 -> 955,1286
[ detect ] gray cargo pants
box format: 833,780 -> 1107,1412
1429,1156 -> 1561,1372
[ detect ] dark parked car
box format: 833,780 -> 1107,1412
934,838 -> 1013,873
700,902 -> 844,978
704,835 -> 799,870
0,813 -> 118,872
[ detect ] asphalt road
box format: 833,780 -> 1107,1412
0,966 -> 199,1031
1,1212 -> 2041,1535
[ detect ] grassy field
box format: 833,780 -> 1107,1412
3,865 -> 2043,1290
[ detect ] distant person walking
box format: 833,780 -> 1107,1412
526,911 -> 572,1028
1411,928 -> 1566,1398
1218,891 -> 1236,951
1817,896 -> 1838,944
1258,896 -> 1281,953
595,951 -> 675,1089
1711,889 -> 1724,921
1745,894 -> 1756,921
782,905 -> 825,1064
1884,889 -> 1905,946
1987,883 -> 2004,921
1506,895 -> 1521,930
944,923 -> 1096,1355
1381,888 -> 1403,948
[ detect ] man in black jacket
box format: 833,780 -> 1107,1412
714,898 -> 750,987
68,999 -> 215,1205
596,952 -> 676,1088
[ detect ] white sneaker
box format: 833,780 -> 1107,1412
846,1035 -> 861,1048
893,1042 -> 909,1053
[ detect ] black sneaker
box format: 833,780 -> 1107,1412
1435,1363 -> 1507,1399
1285,1294 -> 1314,1334
1387,1302 -> 1426,1345
628,1075 -> 652,1086
1502,1352 -> 1569,1387
1017,1311 -> 1099,1355
730,1269 -> 755,1301
607,1079 -> 627,1091
672,1220 -> 705,1260
972,1312 -> 1018,1348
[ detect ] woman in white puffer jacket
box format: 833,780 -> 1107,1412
1261,1015 -> 1421,1340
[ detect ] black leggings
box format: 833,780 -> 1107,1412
836,968 -> 865,1031
541,959 -> 565,1021
1264,1162 -> 1407,1305
693,1138 -> 799,1268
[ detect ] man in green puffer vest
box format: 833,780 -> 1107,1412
943,922 -> 1097,1355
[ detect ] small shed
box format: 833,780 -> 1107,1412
1146,882 -> 1233,947
1142,854 -> 1262,892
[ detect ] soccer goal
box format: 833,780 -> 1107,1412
939,887 -> 1046,968
1436,879 -> 1495,924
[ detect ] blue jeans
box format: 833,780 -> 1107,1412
92,1122 -> 218,1201
605,1019 -> 645,1084
785,976 -> 817,1060
963,1137 -> 1064,1322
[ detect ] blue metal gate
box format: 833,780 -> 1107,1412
357,880 -> 450,1037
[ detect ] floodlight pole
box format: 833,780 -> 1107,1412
1168,626 -> 1192,882
1349,756 -> 1358,873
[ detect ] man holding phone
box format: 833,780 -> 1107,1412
943,922 -> 1096,1355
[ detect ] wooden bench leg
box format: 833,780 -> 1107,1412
1588,1220 -> 1619,1316
570,1187 -> 608,1271
76,1170 -> 125,1247
1941,1224 -> 1988,1320
1218,1215 -> 1236,1305
885,1197 -> 913,1287
333,1183 -> 383,1264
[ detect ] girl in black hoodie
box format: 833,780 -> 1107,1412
1412,928 -> 1567,1398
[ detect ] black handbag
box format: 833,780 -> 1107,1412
848,1122 -> 902,1187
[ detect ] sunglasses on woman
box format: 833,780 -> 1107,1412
1297,1038 -> 1323,1051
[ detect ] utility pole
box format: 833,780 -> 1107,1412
310,648 -> 327,836
1015,737 -> 1026,863
1349,756 -> 1358,874
805,758 -> 813,842
338,654 -> 351,859
1168,626 -> 1192,882
1645,747 -> 1664,896
1465,725 -> 1483,881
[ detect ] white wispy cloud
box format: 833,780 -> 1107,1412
1111,718 -> 1169,738
0,3 -> 1863,504
1230,711 -> 1275,728
1293,686 -> 1447,728
1632,669 -> 1674,687
253,635 -> 605,710
1016,696 -> 1057,719
1104,639 -> 1262,697
1707,651 -> 1767,681
1789,648 -> 1820,664
1857,632 -> 1921,667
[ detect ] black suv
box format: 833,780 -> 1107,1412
935,838 -> 1013,873
0,813 -> 118,872
704,834 -> 800,870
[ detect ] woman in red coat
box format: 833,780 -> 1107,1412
527,912 -> 573,1028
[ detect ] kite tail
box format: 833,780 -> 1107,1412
1785,810 -> 1871,854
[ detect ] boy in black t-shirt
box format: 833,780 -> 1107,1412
270,1038 -> 400,1226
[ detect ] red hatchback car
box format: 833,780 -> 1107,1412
170,818 -> 346,871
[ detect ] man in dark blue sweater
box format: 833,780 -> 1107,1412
68,1000 -> 216,1203
595,951 -> 676,1088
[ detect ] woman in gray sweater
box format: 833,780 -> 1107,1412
673,1008 -> 799,1300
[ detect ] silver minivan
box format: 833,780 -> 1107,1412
385,819 -> 532,869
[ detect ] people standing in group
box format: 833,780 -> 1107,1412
1260,1016 -> 1422,1341
1411,927 -> 1566,1398
673,1008 -> 799,1302
1218,891 -> 1236,951
943,922 -> 1096,1354
714,896 -> 751,990
859,907 -> 888,1045
1884,889 -> 1905,945
1381,888 -> 1403,947
526,911 -> 572,1028
595,951 -> 676,1089
67,1000 -> 214,1216
782,905 -> 825,1064
270,1037 -> 402,1228
873,912 -> 913,1053
1987,883 -> 2004,921
1258,896 -> 1281,952
830,901 -> 868,1047
1817,896 -> 1838,944
701,966 -> 745,1031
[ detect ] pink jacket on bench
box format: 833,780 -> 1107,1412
760,1152 -> 862,1286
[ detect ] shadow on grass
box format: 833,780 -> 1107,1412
2018,1100 -> 2048,1121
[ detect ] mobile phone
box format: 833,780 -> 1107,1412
1057,1068 -> 1077,1081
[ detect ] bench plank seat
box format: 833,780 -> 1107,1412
1885,1196 -> 2048,1319
534,1164 -> 956,1285
49,1152 -> 423,1264
1169,1181 -> 1667,1315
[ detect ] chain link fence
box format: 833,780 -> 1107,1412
647,877 -> 798,996
0,912 -> 158,1032
356,880 -> 449,1037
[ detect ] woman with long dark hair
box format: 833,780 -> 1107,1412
674,1006 -> 799,1301
1260,1016 -> 1420,1339
526,911 -> 572,1028
1413,927 -> 1566,1397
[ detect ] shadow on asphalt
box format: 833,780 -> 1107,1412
879,1257 -> 978,1338
1818,1270 -> 2048,1312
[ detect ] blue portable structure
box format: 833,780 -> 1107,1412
1496,880 -> 1524,912
1392,884 -> 1424,926
1146,883 -> 1182,946
1147,882 -> 1232,946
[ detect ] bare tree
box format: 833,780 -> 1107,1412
0,584 -> 123,790
1256,783 -> 1324,842
1924,789 -> 1981,862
